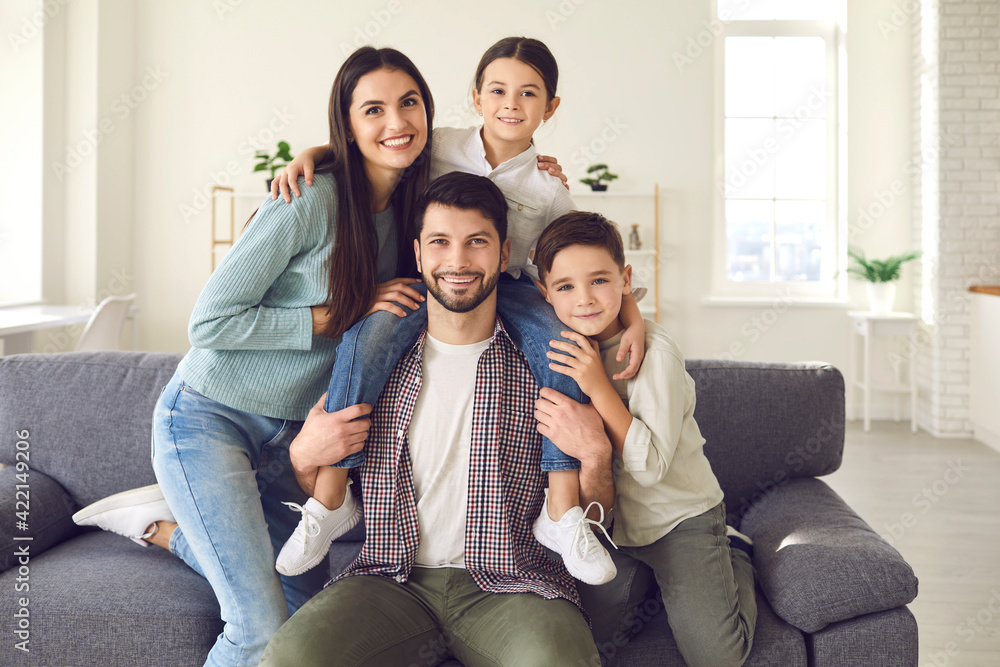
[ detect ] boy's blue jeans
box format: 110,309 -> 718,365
325,274 -> 582,472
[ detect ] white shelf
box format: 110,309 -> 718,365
573,191 -> 654,198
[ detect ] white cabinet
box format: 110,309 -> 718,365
970,286 -> 1000,452
572,185 -> 660,321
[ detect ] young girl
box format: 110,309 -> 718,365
71,47 -> 435,667
272,37 -> 647,587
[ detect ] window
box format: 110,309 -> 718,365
714,1 -> 843,300
0,1 -> 44,307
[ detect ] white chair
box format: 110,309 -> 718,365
75,293 -> 136,352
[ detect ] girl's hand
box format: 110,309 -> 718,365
366,277 -> 425,318
536,155 -> 569,190
310,305 -> 331,335
547,330 -> 611,397
614,321 -> 646,380
271,144 -> 327,202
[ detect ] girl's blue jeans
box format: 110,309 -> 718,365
151,372 -> 330,667
325,274 -> 583,472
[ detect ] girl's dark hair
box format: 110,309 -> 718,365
316,47 -> 435,338
474,37 -> 558,101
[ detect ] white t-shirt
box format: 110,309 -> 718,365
432,126 -> 576,282
409,333 -> 491,568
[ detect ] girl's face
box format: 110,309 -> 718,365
472,58 -> 560,153
348,67 -> 429,180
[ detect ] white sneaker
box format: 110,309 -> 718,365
72,483 -> 174,547
276,485 -> 362,576
533,499 -> 618,585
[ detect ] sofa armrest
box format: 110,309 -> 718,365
739,477 -> 918,633
0,466 -> 82,572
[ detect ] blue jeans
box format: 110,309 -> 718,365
151,373 -> 330,667
326,274 -> 582,471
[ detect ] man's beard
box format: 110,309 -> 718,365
424,264 -> 502,313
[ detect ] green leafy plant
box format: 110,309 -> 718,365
846,247 -> 922,283
253,141 -> 294,180
579,163 -> 619,191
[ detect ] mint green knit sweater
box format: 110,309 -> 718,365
177,173 -> 399,420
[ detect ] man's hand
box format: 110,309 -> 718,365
534,387 -> 611,464
536,388 -> 616,515
289,394 -> 371,494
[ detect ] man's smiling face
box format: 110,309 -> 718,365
415,203 -> 509,314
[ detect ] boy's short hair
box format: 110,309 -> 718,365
414,172 -> 508,243
534,211 -> 626,284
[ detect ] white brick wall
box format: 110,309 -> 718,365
915,0 -> 1000,436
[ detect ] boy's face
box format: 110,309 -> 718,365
537,245 -> 632,341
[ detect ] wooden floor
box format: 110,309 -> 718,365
825,421 -> 1000,667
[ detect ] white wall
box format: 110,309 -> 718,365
36,0 -> 917,402
913,0 -> 1000,436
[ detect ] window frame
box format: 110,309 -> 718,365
711,9 -> 847,303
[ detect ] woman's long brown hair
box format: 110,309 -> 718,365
316,47 -> 434,338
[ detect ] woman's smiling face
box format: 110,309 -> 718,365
348,67 -> 429,180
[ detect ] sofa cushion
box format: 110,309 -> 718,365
685,360 -> 845,523
0,352 -> 182,507
0,467 -> 82,572
608,586 -> 806,666
808,606 -> 919,666
0,531 -> 221,666
740,478 -> 919,633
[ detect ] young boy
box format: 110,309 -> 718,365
530,211 -> 757,667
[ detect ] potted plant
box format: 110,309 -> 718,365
253,141 -> 294,190
580,163 -> 619,192
846,247 -> 922,314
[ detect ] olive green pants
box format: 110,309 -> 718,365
578,503 -> 757,667
260,566 -> 599,666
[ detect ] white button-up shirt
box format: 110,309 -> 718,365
431,126 -> 575,282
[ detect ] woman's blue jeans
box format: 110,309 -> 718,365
326,274 -> 583,471
151,373 -> 330,667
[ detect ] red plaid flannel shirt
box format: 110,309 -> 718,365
336,318 -> 580,609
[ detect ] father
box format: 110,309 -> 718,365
260,172 -> 611,666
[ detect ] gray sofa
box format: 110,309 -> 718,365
0,351 -> 918,666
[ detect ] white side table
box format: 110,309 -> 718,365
847,311 -> 919,433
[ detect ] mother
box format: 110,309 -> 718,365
73,47 -> 433,666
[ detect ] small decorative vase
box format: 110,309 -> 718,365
866,282 -> 896,315
629,224 -> 642,250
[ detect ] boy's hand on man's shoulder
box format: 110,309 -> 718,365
614,322 -> 646,381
